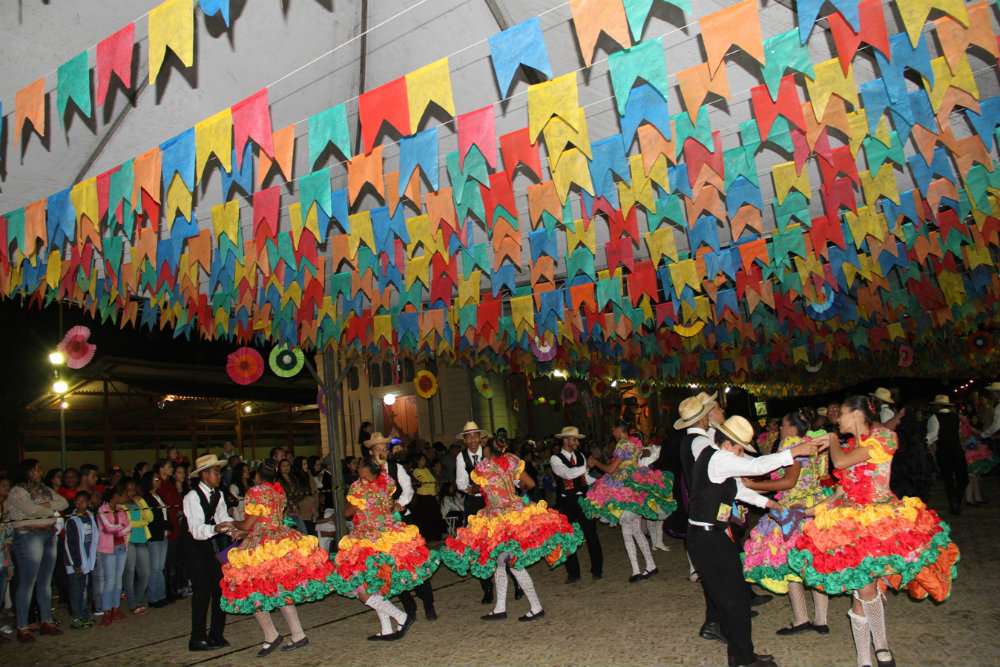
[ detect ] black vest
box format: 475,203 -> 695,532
679,432 -> 699,483
688,447 -> 738,529
193,485 -> 222,527
935,411 -> 961,453
386,460 -> 403,501
554,451 -> 588,498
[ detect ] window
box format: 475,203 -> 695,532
369,362 -> 382,387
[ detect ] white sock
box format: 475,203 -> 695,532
509,567 -> 542,614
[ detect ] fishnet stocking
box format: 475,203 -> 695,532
279,605 -> 306,642
848,609 -> 871,667
509,567 -> 542,614
253,610 -> 279,644
787,582 -> 809,626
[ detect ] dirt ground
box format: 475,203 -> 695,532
4,481 -> 998,667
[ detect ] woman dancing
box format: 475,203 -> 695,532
331,457 -> 439,641
220,462 -> 336,656
743,409 -> 832,635
442,439 -> 581,621
788,396 -> 960,667
581,420 -> 676,582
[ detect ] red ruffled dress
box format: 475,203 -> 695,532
442,453 -> 582,579
220,483 -> 336,613
329,469 -> 439,598
787,428 -> 960,599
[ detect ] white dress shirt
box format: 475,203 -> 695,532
688,446 -> 794,526
981,402 -> 1000,439
183,482 -> 231,541
879,404 -> 895,424
549,448 -> 596,486
687,427 -> 716,461
639,444 -> 660,467
926,413 -> 942,446
455,447 -> 484,494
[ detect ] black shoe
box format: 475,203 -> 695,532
730,654 -> 776,667
257,636 -> 283,657
699,622 -> 727,644
518,609 -> 545,622
367,632 -> 396,641
592,573 -> 602,580
280,636 -> 309,652
207,636 -> 230,648
776,621 -> 813,635
565,575 -> 581,584
812,624 -> 830,634
641,567 -> 659,579
424,604 -> 437,621
513,587 -> 524,601
750,593 -> 773,607
480,591 -> 493,604
480,611 -> 507,621
750,610 -> 759,618
628,573 -> 643,583
875,649 -> 896,667
395,614 -> 415,640
188,639 -> 216,652
148,600 -> 169,609
729,654 -> 775,667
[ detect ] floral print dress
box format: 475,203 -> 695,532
330,469 -> 439,598
442,453 -> 582,578
220,482 -> 336,613
788,428 -> 959,600
579,437 -> 676,525
743,433 -> 833,594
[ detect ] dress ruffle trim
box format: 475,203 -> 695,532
442,523 -> 583,579
580,470 -> 676,524
329,548 -> 441,598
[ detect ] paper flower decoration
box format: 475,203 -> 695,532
415,370 -> 438,399
474,374 -> 494,399
58,326 -> 96,369
805,362 -> 823,373
673,321 -> 705,337
561,382 -> 578,404
637,379 -> 654,397
969,332 -> 993,354
592,378 -> 609,397
269,345 -> 305,378
227,347 -> 265,385
531,335 -> 557,362
897,344 -> 914,368
803,285 -> 843,321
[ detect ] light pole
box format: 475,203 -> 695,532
51,352 -> 68,469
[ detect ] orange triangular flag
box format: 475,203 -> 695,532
698,0 -> 765,75
14,78 -> 46,147
569,0 -> 632,67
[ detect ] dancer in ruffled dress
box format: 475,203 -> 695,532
743,409 -> 832,636
788,397 -> 960,667
442,440 -> 581,621
331,458 -> 439,641
581,420 -> 676,582
959,410 -> 997,506
221,462 -> 335,656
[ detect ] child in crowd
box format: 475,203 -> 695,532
64,491 -> 99,629
95,484 -> 131,627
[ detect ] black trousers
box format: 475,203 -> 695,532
180,535 -> 226,642
558,495 -> 603,578
937,446 -> 969,506
687,527 -> 754,665
464,495 -> 492,595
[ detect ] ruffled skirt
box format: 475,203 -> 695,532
329,521 -> 440,598
966,443 -> 999,475
441,501 -> 582,579
787,496 -> 960,600
220,527 -> 336,613
579,467 -> 676,525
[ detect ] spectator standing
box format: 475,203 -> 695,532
123,480 -> 153,615
292,457 -> 318,535
140,472 -> 171,608
43,469 -> 63,491
0,477 -> 13,632
8,459 -> 68,642
63,491 -> 98,629
310,457 -> 333,512
409,454 -> 444,542
56,468 -> 79,501
441,444 -> 460,485
95,483 -> 130,627
153,460 -> 186,600
77,465 -> 104,510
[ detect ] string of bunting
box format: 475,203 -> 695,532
3,0 -> 1000,396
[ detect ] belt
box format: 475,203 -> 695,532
688,523 -> 725,532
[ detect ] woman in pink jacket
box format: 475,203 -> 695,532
95,483 -> 131,627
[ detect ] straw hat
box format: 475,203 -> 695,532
817,407 -> 828,417
930,394 -> 952,406
554,426 -> 586,439
870,387 -> 894,404
188,454 -> 227,478
713,416 -> 757,453
456,421 -> 488,440
674,396 -> 710,430
985,381 -> 1000,392
695,391 -> 719,405
363,432 -> 392,448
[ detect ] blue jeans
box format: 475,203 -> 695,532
92,556 -> 104,614
67,571 -> 91,620
12,529 -> 58,629
99,544 -> 128,612
123,542 -> 150,609
146,540 -> 168,603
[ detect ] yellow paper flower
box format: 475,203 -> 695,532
415,370 -> 438,399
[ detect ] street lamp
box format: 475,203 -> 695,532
51,354 -> 69,469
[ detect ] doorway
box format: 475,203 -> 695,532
383,394 -> 419,440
